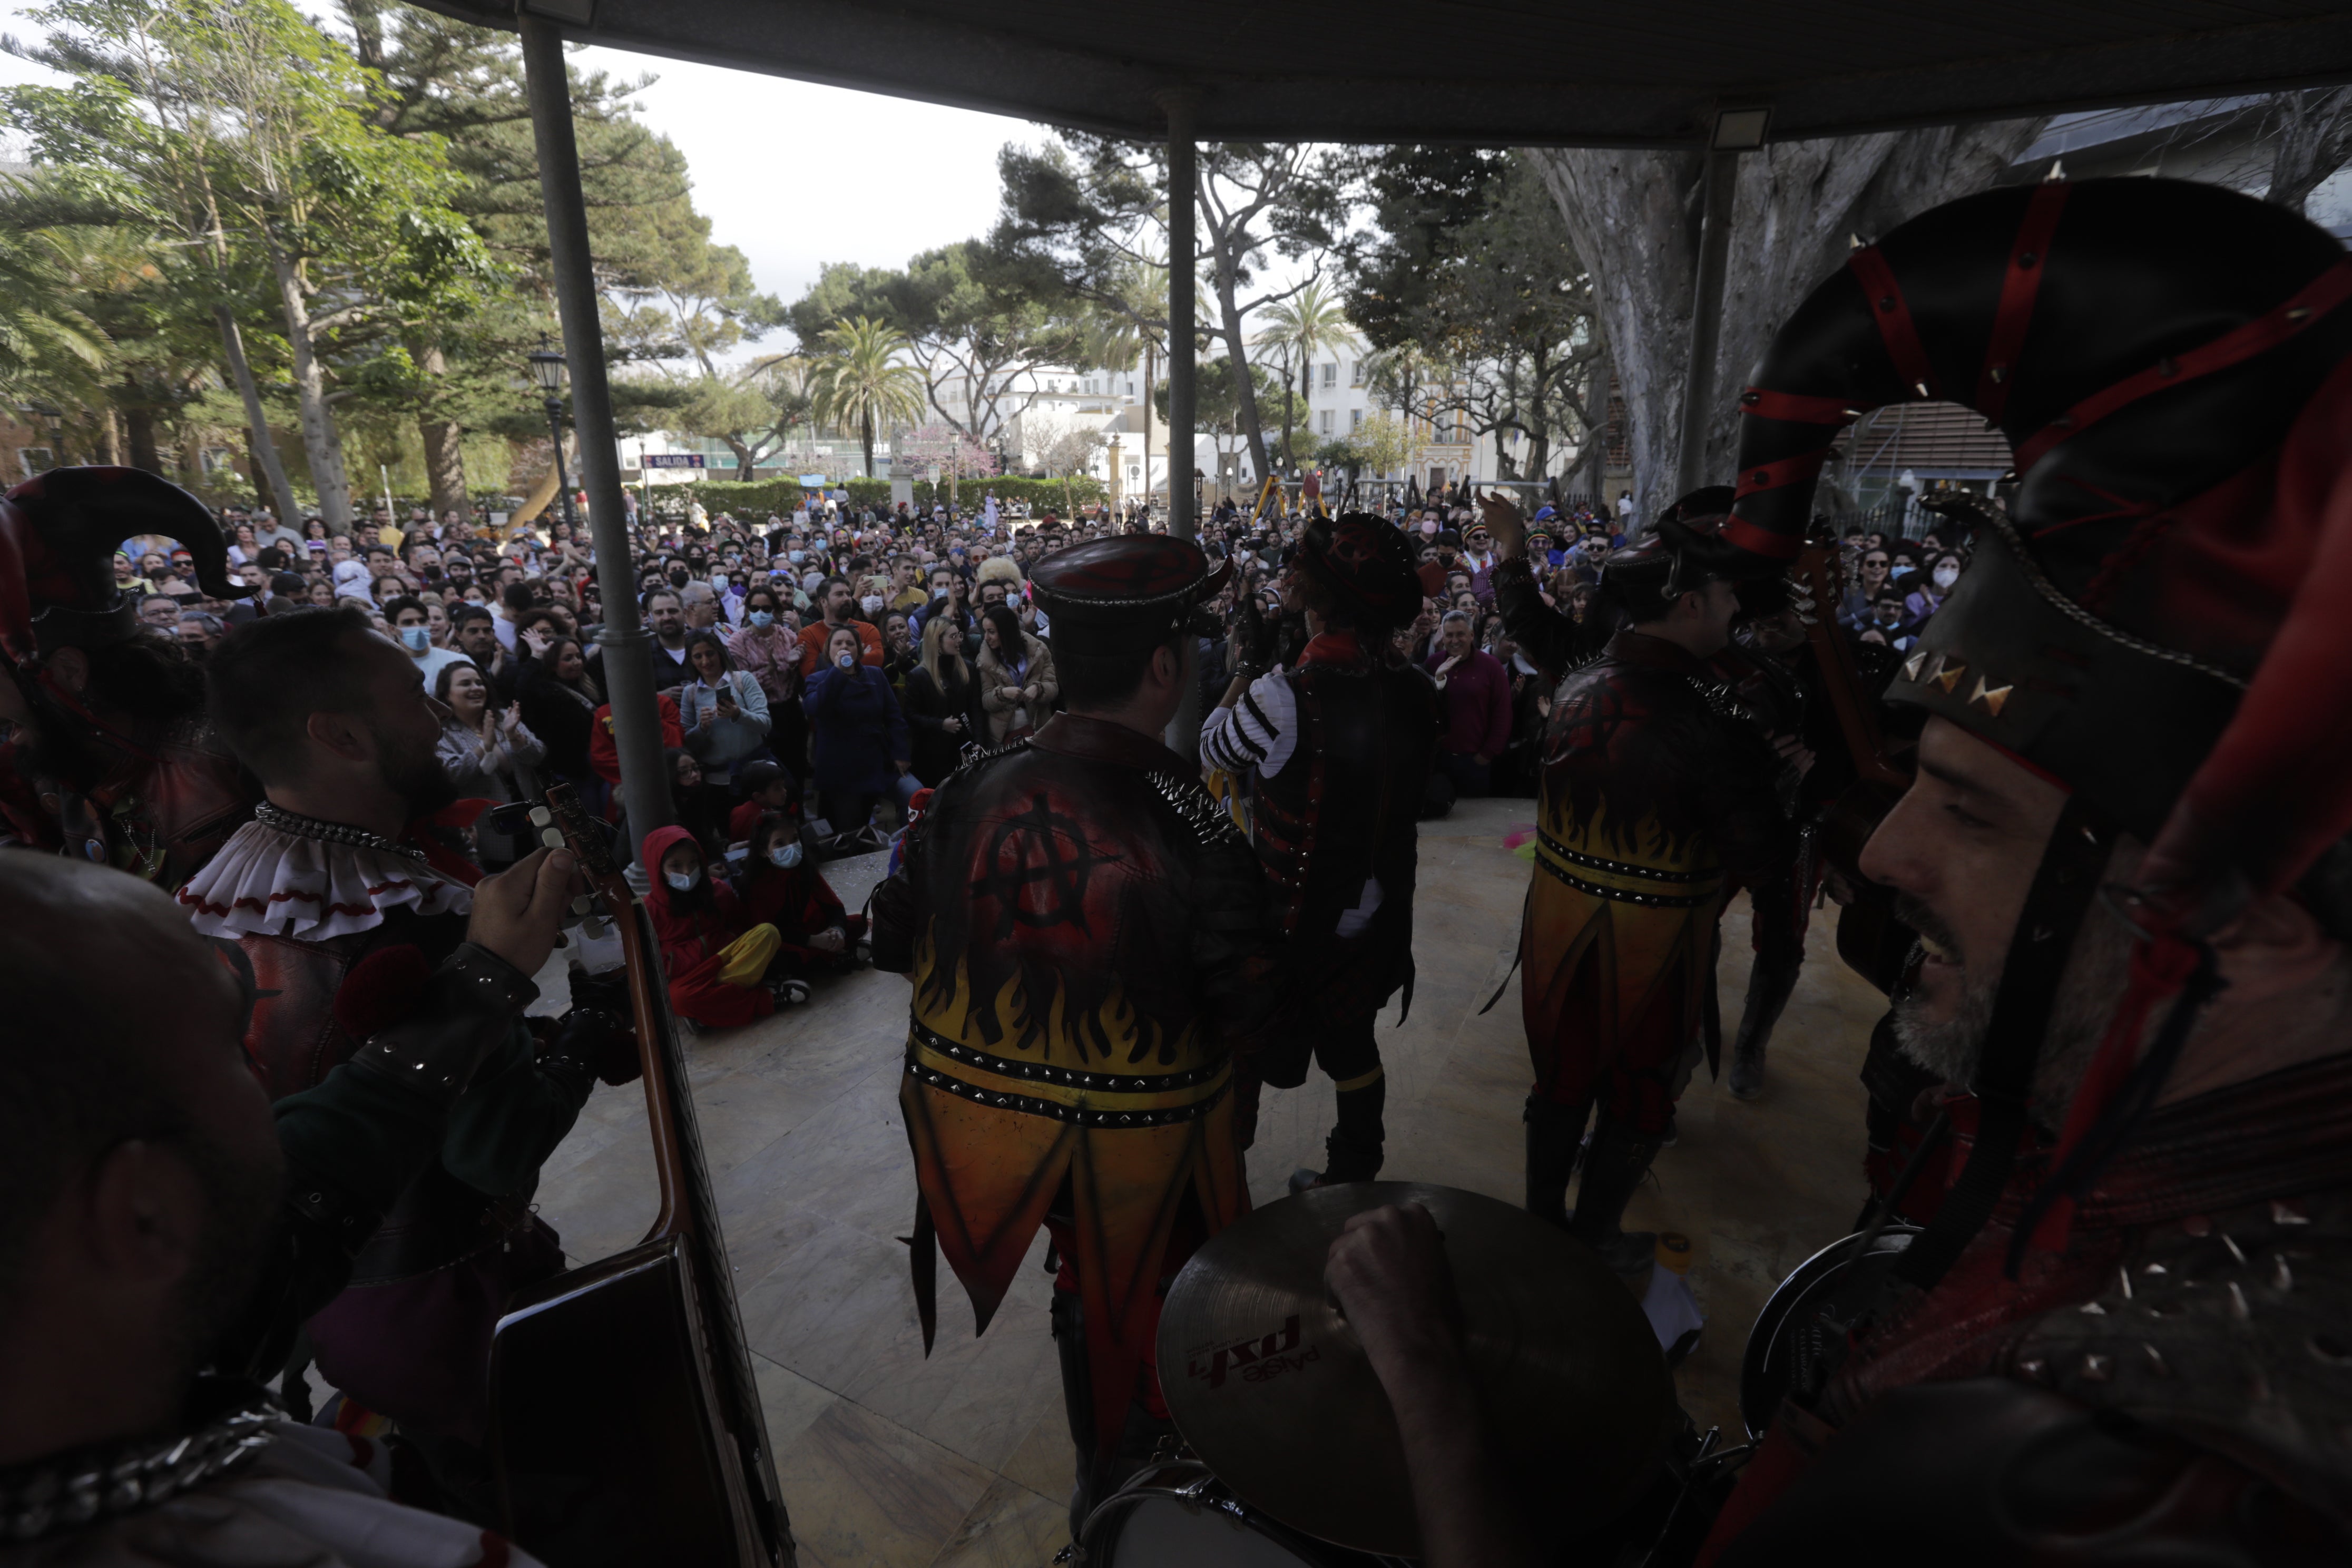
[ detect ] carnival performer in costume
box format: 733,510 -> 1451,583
1335,176 -> 2352,1567
870,535 -> 1279,1529
1697,172 -> 2352,1563
0,850 -> 576,1568
1485,489 -> 1794,1271
0,467 -> 257,885
174,607 -> 621,1517
1200,511 -> 1438,1186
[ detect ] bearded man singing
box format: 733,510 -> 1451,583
173,607 -> 606,1517
1321,177 -> 2352,1566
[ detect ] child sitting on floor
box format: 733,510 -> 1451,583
643,824 -> 801,1026
732,810 -> 865,998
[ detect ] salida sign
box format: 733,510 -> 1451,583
1184,1314 -> 1317,1388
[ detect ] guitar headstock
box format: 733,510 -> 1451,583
532,783 -> 634,911
1792,541 -> 1839,627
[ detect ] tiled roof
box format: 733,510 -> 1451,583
1832,401 -> 2014,477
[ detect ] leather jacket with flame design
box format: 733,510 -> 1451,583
872,711 -> 1279,1447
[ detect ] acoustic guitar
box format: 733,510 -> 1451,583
487,785 -> 793,1567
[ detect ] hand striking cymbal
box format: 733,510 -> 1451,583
1158,1181 -> 1674,1558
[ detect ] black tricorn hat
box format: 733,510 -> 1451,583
1296,512 -> 1423,631
0,466 -> 234,668
1030,534 -> 1232,653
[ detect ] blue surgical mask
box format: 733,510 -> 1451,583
789,550 -> 808,565
663,869 -> 700,892
748,610 -> 775,629
399,624 -> 429,652
769,842 -> 803,869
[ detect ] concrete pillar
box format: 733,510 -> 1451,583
521,14 -> 673,857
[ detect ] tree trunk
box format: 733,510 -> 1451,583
1279,346 -> 1296,481
213,303 -> 301,526
1142,340 -> 1157,515
123,379 -> 160,473
1212,257 -> 1270,484
92,408 -> 121,466
414,341 -> 469,517
1528,119 -> 2045,525
1525,345 -> 1552,479
2267,88 -> 2352,215
266,246 -> 354,531
861,409 -> 875,480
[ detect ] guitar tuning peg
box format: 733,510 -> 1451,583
541,827 -> 567,849
571,894 -> 594,915
581,916 -> 609,940
530,806 -> 554,827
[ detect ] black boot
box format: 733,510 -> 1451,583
1523,1095 -> 1587,1228
1050,1289 -> 1097,1541
1727,963 -> 1795,1101
1319,1073 -> 1388,1183
1568,1113 -> 1663,1273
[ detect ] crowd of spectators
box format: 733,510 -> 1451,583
112,484 -> 1968,1015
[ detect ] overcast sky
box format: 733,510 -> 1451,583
0,5 -> 1042,355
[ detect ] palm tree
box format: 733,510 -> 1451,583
808,316 -> 925,480
1083,255 -> 1169,515
1260,278 -> 1349,481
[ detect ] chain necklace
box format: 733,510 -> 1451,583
254,800 -> 428,864
1,1392 -> 276,1542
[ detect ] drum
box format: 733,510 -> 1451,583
1074,1461 -> 1408,1568
1737,1224 -> 1918,1438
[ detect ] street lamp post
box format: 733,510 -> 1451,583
31,404 -> 64,468
527,339 -> 578,529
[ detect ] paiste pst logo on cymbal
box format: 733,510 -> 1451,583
1184,1314 -> 1316,1389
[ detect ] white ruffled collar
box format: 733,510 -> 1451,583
177,816 -> 471,940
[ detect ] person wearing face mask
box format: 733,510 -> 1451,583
805,623 -> 914,834
384,595 -> 467,689
1905,550 -> 1965,623
642,825 -> 799,1025
736,810 -> 864,1000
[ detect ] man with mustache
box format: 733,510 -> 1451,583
1325,178 -> 2352,1565
173,606 -> 615,1516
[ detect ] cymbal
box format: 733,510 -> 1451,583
1157,1181 -> 1674,1557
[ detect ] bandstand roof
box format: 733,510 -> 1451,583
424,0 -> 2352,146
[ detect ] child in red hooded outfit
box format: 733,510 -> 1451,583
643,823 -> 796,1027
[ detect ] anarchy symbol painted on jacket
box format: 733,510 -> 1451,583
971,791 -> 1120,938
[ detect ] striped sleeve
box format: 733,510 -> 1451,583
1199,670 -> 1299,778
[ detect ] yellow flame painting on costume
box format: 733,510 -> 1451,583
1520,795 -> 1724,1093
898,922 -> 1246,1446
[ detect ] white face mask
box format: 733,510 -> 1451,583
769,842 -> 803,869
663,869 -> 699,892
1933,564 -> 1959,589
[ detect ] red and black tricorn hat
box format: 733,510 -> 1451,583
1729,177 -> 2352,936
1028,534 -> 1232,653
1296,512 -> 1423,631
0,466 -> 235,668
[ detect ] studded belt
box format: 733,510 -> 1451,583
1533,828 -> 1722,909
903,1015 -> 1229,1129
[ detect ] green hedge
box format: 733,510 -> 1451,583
656,475 -> 1108,517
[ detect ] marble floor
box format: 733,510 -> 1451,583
526,797 -> 1889,1566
